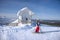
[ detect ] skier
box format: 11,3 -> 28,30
35,20 -> 40,33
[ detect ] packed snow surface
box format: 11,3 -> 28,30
0,24 -> 60,40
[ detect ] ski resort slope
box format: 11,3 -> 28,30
0,24 -> 60,40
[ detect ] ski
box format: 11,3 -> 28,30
32,30 -> 60,34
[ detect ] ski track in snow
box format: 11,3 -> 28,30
0,24 -> 60,40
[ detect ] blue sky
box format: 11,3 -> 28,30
0,0 -> 60,20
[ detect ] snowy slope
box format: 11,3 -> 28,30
0,24 -> 60,40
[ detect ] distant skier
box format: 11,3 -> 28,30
35,20 -> 40,33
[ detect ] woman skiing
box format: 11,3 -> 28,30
35,20 -> 40,33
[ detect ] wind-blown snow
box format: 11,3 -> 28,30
0,24 -> 60,40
